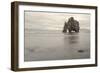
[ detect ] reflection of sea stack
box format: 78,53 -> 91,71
63,17 -> 80,33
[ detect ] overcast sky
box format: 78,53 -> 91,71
25,11 -> 90,30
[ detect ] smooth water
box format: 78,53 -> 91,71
24,29 -> 90,61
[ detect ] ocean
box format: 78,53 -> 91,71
24,29 -> 90,61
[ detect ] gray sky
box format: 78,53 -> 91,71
25,11 -> 90,30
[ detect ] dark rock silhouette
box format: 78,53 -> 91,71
63,17 -> 80,33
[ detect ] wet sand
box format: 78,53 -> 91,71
24,29 -> 90,61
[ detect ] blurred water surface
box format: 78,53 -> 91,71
24,29 -> 90,61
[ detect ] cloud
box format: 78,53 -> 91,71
25,11 -> 90,30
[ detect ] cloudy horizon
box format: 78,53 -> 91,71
25,11 -> 90,31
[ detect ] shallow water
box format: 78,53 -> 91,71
24,29 -> 90,61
